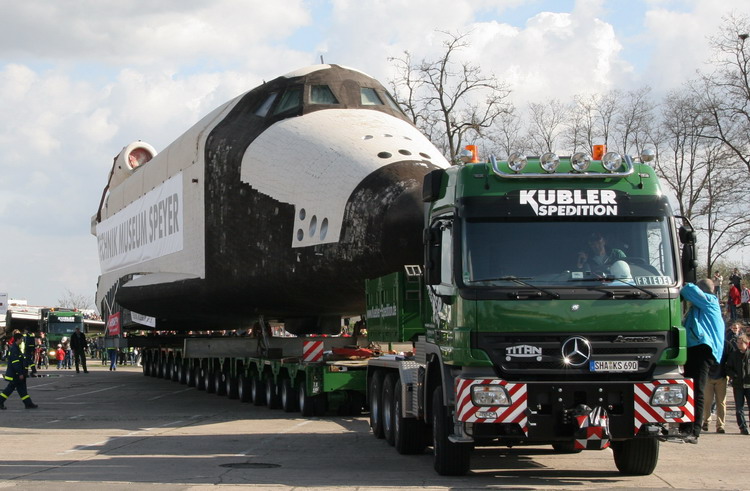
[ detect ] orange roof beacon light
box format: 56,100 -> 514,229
592,144 -> 606,161
462,145 -> 479,163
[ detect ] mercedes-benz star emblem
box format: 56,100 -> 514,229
561,336 -> 592,367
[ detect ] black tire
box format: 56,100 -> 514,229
238,373 -> 252,403
165,359 -> 173,381
215,370 -> 226,395
142,353 -> 150,376
299,380 -> 323,416
196,366 -> 206,391
205,368 -> 216,394
266,374 -> 281,409
393,379 -> 427,455
369,371 -> 385,439
251,375 -> 266,406
171,359 -> 180,382
226,374 -> 239,399
178,363 -> 188,385
612,438 -> 659,475
281,378 -> 299,412
382,374 -> 397,446
186,365 -> 196,387
432,386 -> 471,476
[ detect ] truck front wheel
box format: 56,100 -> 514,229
431,386 -> 471,476
611,438 -> 659,475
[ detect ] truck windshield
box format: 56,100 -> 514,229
48,322 -> 81,335
462,217 -> 676,287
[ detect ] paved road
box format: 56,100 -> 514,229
0,363 -> 747,490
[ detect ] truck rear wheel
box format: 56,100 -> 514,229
196,367 -> 206,391
205,368 -> 216,393
612,438 -> 659,475
432,386 -> 471,476
382,373 -> 397,446
369,371 -> 385,439
215,371 -> 227,396
178,363 -> 188,384
393,379 -> 427,455
186,365 -> 196,387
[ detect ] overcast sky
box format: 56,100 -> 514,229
0,0 -> 747,308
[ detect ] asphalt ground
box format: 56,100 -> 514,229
0,361 -> 747,490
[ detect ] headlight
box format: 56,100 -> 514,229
571,152 -> 591,172
507,152 -> 527,172
540,152 -> 560,173
650,385 -> 687,406
601,151 -> 623,172
471,385 -> 511,406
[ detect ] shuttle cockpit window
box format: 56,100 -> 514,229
254,92 -> 278,117
360,87 -> 384,105
310,85 -> 339,105
273,86 -> 303,115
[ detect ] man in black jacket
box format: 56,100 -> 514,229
70,327 -> 89,374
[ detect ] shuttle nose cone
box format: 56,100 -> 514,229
343,160 -> 435,274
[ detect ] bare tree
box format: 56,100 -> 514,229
691,13 -> 750,172
654,88 -> 750,274
57,288 -> 93,311
526,99 -> 569,153
388,31 -> 513,162
487,109 -> 529,158
614,87 -> 655,156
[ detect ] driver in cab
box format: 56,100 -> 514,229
576,232 -> 626,272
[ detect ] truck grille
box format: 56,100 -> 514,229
474,331 -> 669,381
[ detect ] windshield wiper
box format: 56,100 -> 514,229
472,275 -> 560,299
573,276 -> 658,298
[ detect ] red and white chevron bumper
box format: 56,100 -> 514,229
633,378 -> 694,433
455,378 -> 529,436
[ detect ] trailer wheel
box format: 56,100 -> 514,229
178,363 -> 188,385
226,374 -> 239,399
369,371 -> 385,439
251,375 -> 266,406
432,386 -> 471,476
165,358 -> 173,380
281,378 -> 299,412
393,379 -> 427,455
205,367 -> 216,394
186,365 -> 196,387
612,438 -> 659,475
142,353 -> 150,376
238,373 -> 252,403
171,359 -> 180,382
299,380 -> 323,416
382,373 -> 397,446
265,374 -> 281,409
196,366 -> 206,391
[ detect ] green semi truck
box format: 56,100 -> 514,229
364,149 -> 696,476
135,149 -> 695,477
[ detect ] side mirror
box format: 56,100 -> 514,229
424,227 -> 442,285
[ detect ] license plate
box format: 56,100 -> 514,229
589,360 -> 638,372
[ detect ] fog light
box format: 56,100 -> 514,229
571,152 -> 591,172
651,385 -> 687,406
471,384 -> 511,406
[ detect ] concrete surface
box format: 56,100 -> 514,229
0,362 -> 746,490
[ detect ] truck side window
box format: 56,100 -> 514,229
440,224 -> 452,285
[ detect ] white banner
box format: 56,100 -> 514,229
131,311 -> 156,327
97,173 -> 184,273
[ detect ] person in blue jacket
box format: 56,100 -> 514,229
680,278 -> 725,443
0,331 -> 39,409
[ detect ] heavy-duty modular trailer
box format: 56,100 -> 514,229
132,335 -> 369,416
